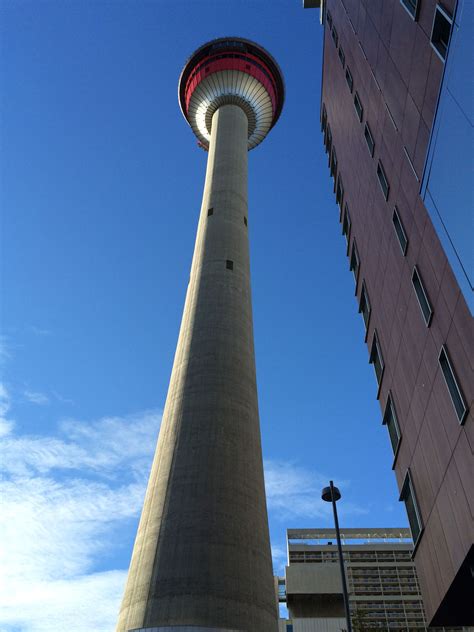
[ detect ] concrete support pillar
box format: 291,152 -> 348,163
116,104 -> 277,632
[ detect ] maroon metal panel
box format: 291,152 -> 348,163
320,0 -> 473,625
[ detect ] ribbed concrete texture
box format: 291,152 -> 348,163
116,104 -> 277,632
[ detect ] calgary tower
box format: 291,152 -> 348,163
117,37 -> 284,632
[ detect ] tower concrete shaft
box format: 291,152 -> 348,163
116,104 -> 278,632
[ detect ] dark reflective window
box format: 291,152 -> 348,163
412,266 -> 433,326
392,207 -> 408,255
400,0 -> 419,20
439,346 -> 468,422
400,471 -> 423,545
350,241 -> 360,287
377,160 -> 390,200
330,147 -> 338,182
354,92 -> 363,121
359,281 -> 371,330
370,330 -> 384,388
383,394 -> 401,457
342,204 -> 351,248
338,46 -> 345,68
336,174 -> 344,208
345,67 -> 353,92
364,123 -> 375,156
326,9 -> 333,29
431,5 -> 452,61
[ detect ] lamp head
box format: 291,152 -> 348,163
322,485 -> 341,502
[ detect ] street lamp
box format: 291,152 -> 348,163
322,480 -> 353,632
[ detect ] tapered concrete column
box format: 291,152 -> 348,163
116,104 -> 277,632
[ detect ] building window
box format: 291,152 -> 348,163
286,626 -> 294,632
330,148 -> 338,182
439,346 -> 468,423
321,104 -> 327,133
354,91 -> 363,121
326,9 -> 333,29
207,207 -> 214,216
350,241 -> 360,287
345,66 -> 353,92
359,281 -> 371,330
244,216 -> 247,226
325,124 -> 332,156
400,470 -> 423,545
383,393 -> 401,458
392,206 -> 408,255
342,205 -> 351,248
431,5 -> 452,61
332,25 -> 338,47
364,123 -> 375,156
338,45 -> 345,68
411,266 -> 433,326
400,0 -> 419,20
226,259 -> 234,270
377,160 -> 390,200
336,174 -> 344,208
369,330 -> 384,388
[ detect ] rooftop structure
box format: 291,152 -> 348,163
116,38 -> 284,632
278,527 -> 471,631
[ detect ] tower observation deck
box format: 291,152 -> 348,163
116,38 -> 284,632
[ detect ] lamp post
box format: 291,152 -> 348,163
322,480 -> 353,632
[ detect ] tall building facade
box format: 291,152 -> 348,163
304,0 -> 473,626
277,527 -> 471,631
116,38 -> 284,632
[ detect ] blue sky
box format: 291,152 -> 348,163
1,1 -> 408,630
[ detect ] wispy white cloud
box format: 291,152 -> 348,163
264,459 -> 367,522
0,383 -> 14,437
0,400 -> 161,632
271,544 -> 288,575
28,325 -> 52,336
52,389 -> 75,405
24,389 -> 50,405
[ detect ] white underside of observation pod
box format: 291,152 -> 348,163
187,70 -> 273,150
